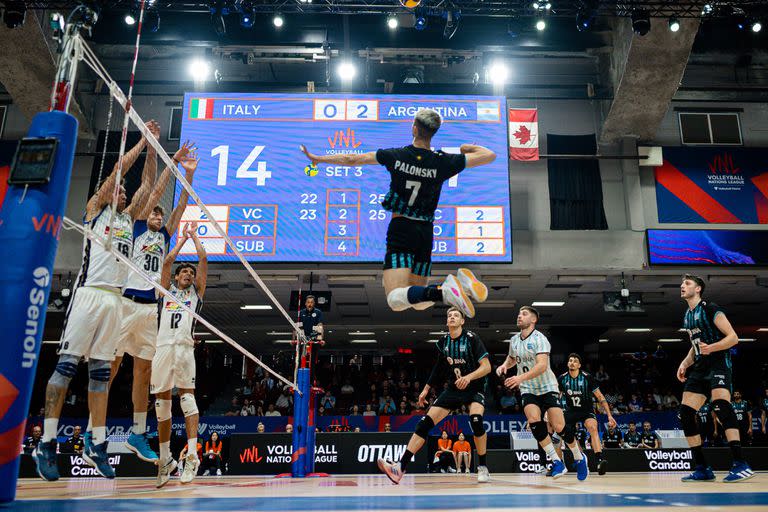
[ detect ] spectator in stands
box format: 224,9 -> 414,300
615,394 -> 629,414
652,387 -> 663,408
628,393 -> 642,412
595,364 -> 609,384
397,401 -> 410,416
257,422 -> 266,433
243,379 -> 254,397
350,405 -> 361,416
379,395 -> 396,415
642,393 -> 658,412
23,426 -> 42,454
434,430 -> 456,473
453,432 -> 472,474
265,404 -> 280,417
662,390 -> 679,410
286,423 -> 293,433
353,427 -> 361,433
603,424 -> 623,449
225,397 -> 241,417
499,389 -> 518,414
639,421 -> 660,449
201,432 -> 223,476
623,421 -> 642,448
240,398 -> 256,416
61,425 -> 84,454
363,404 -> 376,417
275,388 -> 292,413
340,380 -> 355,396
320,390 -> 336,411
384,423 -> 392,432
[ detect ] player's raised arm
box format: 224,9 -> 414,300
161,223 -> 190,290
165,154 -> 198,236
460,144 -> 496,168
300,145 -> 378,166
136,141 -> 196,223
124,121 -> 161,220
190,222 -> 207,298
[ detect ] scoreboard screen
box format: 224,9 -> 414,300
175,93 -> 512,263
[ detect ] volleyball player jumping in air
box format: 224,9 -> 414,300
300,109 -> 496,318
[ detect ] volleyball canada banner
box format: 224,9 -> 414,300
33,412 -> 685,442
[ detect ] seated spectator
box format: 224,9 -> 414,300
628,393 -> 643,412
595,364 -> 609,384
353,426 -> 361,432
397,401 -> 410,416
615,394 -> 629,414
286,423 -> 293,434
640,421 -> 660,449
201,432 -> 223,476
623,422 -> 641,448
240,398 -> 256,416
433,431 -> 456,473
340,380 -> 355,396
264,404 -> 281,417
350,405 -> 361,416
320,390 -> 336,411
652,387 -> 663,407
275,388 -> 292,413
242,379 -> 254,397
61,425 -> 84,455
603,425 -> 623,449
224,397 -> 241,417
257,422 -> 266,433
662,390 -> 679,410
23,426 -> 42,455
379,395 -> 396,415
500,390 -> 518,414
642,393 -> 658,412
453,432 -> 472,473
362,404 -> 376,417
384,423 -> 392,432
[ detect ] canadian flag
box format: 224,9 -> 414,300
509,109 -> 539,161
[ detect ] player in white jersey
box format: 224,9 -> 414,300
152,222 -> 207,488
495,306 -> 589,481
109,142 -> 198,463
34,122 -> 161,482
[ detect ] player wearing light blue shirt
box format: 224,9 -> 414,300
496,306 -> 588,481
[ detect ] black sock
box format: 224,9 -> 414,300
728,440 -> 743,463
400,449 -> 414,471
406,285 -> 442,304
691,445 -> 707,467
478,453 -> 487,466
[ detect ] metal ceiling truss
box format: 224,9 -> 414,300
13,1 -> 768,18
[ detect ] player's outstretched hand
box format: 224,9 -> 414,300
699,342 -> 714,355
188,220 -> 199,240
300,145 -> 319,165
608,415 -> 617,429
504,375 -> 522,389
676,364 -> 687,383
181,153 -> 199,174
173,140 -> 197,163
495,365 -> 506,377
417,389 -> 429,408
455,376 -> 470,390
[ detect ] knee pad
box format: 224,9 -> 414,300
530,421 -> 549,443
411,301 -> 434,311
49,354 -> 79,388
386,288 -> 410,312
679,404 -> 699,437
414,415 -> 435,440
711,399 -> 738,430
470,414 -> 486,437
88,359 -> 111,392
557,424 -> 575,445
155,399 -> 172,423
180,393 -> 199,417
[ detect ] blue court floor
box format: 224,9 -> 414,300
7,472 -> 767,511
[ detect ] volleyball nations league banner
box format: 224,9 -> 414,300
654,147 -> 768,224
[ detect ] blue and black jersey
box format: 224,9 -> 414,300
558,371 -> 600,413
427,329 -> 488,393
732,400 -> 751,428
376,145 -> 465,222
682,300 -> 730,367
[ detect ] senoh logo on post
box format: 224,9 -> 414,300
23,267 -> 50,369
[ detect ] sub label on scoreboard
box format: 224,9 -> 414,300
325,189 -> 361,256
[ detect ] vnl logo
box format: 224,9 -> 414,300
327,128 -> 362,150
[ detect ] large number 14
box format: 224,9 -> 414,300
212,145 -> 272,186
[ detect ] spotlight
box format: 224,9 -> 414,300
124,12 -> 136,25
414,11 -> 427,30
337,61 -> 357,81
752,20 -> 762,33
535,18 -> 546,31
631,9 -> 651,36
387,15 -> 398,29
443,10 -> 460,40
3,0 -> 26,29
702,3 -> 713,15
273,14 -> 284,27
488,62 -> 509,85
668,17 -> 680,32
189,59 -> 211,82
240,10 -> 255,28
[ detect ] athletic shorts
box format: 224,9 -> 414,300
116,296 -> 158,360
522,392 -> 562,413
58,286 -> 122,361
684,358 -> 732,396
565,409 -> 597,426
433,388 -> 485,410
383,216 -> 433,277
150,344 -> 196,393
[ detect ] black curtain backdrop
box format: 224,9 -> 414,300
546,133 -> 608,230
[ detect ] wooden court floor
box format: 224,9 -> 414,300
9,472 -> 768,511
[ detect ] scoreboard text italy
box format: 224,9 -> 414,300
175,93 -> 512,263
